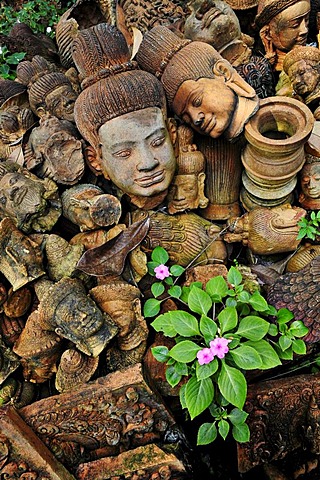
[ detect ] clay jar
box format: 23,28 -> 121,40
241,96 -> 314,210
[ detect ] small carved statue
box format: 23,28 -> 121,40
23,115 -> 85,184
35,277 -> 118,357
0,78 -> 27,108
224,204 -> 307,255
136,25 -> 259,141
283,46 -> 320,120
298,153 -> 320,210
72,23 -> 176,209
133,210 -> 227,267
167,124 -> 208,214
90,280 -> 149,371
254,0 -> 310,72
16,55 -> 78,122
55,348 -> 99,393
0,161 -> 61,233
183,0 -> 275,98
62,184 -> 122,231
0,106 -> 35,160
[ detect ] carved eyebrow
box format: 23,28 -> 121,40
146,128 -> 166,140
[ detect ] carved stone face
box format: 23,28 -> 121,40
167,173 -> 205,213
173,77 -> 237,138
184,0 -> 241,50
98,107 -> 176,198
0,172 -> 46,228
268,1 -> 310,52
301,163 -> 320,199
287,60 -> 320,96
45,85 -> 77,122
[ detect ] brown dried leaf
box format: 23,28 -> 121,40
76,214 -> 150,276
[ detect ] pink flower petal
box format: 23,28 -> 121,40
154,264 -> 170,280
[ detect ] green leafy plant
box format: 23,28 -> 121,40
144,247 -> 308,446
0,0 -> 75,38
297,210 -> 320,241
0,46 -> 25,80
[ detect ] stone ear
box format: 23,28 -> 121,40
213,58 -> 256,99
84,145 -> 109,179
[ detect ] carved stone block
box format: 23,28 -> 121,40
76,443 -> 188,479
0,405 -> 75,479
237,373 -> 320,473
20,363 -> 176,469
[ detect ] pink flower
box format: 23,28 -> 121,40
210,337 -> 231,359
154,264 -> 170,280
197,347 -> 215,365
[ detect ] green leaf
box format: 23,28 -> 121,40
180,286 -> 190,303
228,408 -> 248,426
174,361 -> 189,376
292,338 -> 307,355
197,422 -> 217,445
144,298 -> 161,318
248,291 -> 269,312
226,297 -> 237,308
277,308 -> 294,324
237,291 -> 250,303
217,307 -> 238,334
200,315 -> 217,340
268,324 -> 278,336
218,419 -> 230,440
245,340 -> 281,370
289,320 -> 308,337
170,310 -> 200,337
151,282 -> 165,298
165,365 -> 182,388
168,285 -> 182,299
151,313 -> 177,337
218,362 -> 247,410
188,286 -> 212,316
164,276 -> 174,285
229,345 -> 262,370
185,376 -> 214,419
227,266 -> 242,287
169,340 -> 201,363
151,346 -> 169,362
279,335 -> 292,351
274,343 -> 293,360
232,423 -> 250,443
179,384 -> 187,409
151,246 -> 169,264
206,276 -> 228,299
170,264 -> 185,276
147,261 -> 159,275
196,358 -> 218,380
236,316 -> 269,341
267,305 -> 278,316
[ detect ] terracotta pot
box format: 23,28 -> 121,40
241,96 -> 314,209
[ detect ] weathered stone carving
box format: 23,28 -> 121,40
237,373 -> 320,473
0,334 -> 20,386
298,153 -> 320,210
55,348 -> 99,393
255,0 -> 310,72
167,124 -> 208,214
136,25 -> 259,141
184,0 -> 275,99
76,443 -> 189,479
16,55 -> 78,121
20,363 -> 176,468
0,405 -> 75,479
62,183 -> 122,231
0,162 -> 61,234
283,46 -> 320,120
267,255 -> 320,343
72,23 -> 176,209
224,204 -> 307,255
23,115 -> 85,185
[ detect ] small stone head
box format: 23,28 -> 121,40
299,154 -> 320,208
283,46 -> 320,98
72,23 -> 176,207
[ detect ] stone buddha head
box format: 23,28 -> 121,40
136,26 -> 259,141
255,0 -> 310,71
71,23 -> 176,209
16,55 -> 78,121
299,154 -> 320,209
283,46 -> 320,100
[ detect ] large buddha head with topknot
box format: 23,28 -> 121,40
136,26 -> 259,141
72,23 -> 176,209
